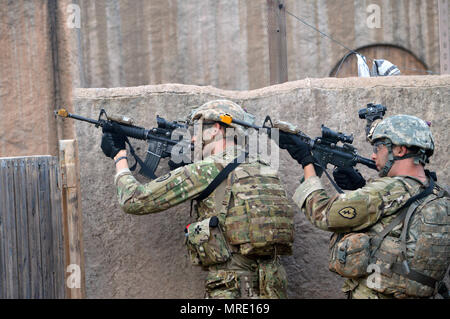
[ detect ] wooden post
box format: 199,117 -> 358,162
267,0 -> 288,85
59,140 -> 86,299
438,0 -> 449,74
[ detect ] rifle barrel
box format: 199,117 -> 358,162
64,111 -> 102,126
356,155 -> 377,170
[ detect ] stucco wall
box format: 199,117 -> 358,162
0,0 -> 77,157
0,0 -> 446,157
73,75 -> 450,298
74,0 -> 443,90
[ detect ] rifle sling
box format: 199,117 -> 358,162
311,154 -> 344,194
196,153 -> 246,201
190,153 -> 246,216
391,263 -> 438,288
124,136 -> 157,179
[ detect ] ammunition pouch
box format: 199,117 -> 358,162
186,217 -> 231,267
329,232 -> 371,278
225,196 -> 295,256
223,162 -> 296,257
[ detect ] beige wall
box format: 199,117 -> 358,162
74,75 -> 450,298
0,0 -> 77,157
75,0 -> 443,90
0,0 -> 446,156
0,1 -> 56,157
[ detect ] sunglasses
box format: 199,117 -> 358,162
372,141 -> 387,154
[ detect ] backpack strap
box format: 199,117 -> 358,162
370,173 -> 435,264
370,172 -> 442,288
390,174 -> 448,289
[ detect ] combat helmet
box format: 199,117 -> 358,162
187,99 -> 255,137
369,114 -> 434,176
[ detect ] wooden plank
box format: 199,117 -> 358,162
267,0 -> 288,85
438,0 -> 449,74
59,140 -> 86,299
38,158 -> 54,298
48,157 -> 66,298
25,157 -> 44,298
0,160 -> 8,298
2,159 -> 19,298
14,158 -> 32,298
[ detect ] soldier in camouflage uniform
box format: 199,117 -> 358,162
101,100 -> 296,299
278,114 -> 449,299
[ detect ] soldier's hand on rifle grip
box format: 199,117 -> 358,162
168,159 -> 188,171
332,167 -> 366,190
101,130 -> 126,159
278,131 -> 315,168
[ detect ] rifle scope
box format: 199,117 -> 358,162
156,115 -> 188,130
321,125 -> 353,144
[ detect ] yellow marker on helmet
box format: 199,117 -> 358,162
220,113 -> 260,129
219,114 -> 233,125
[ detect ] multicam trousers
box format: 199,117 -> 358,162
205,254 -> 288,299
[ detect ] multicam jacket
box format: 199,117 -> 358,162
115,153 -> 222,215
114,146 -> 294,298
293,175 -> 449,299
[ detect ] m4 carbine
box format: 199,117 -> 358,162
219,113 -> 377,192
55,108 -> 192,179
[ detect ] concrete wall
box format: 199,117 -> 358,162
75,0 -> 443,90
74,75 -> 450,298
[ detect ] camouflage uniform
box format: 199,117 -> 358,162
115,100 -> 295,299
292,115 -> 449,299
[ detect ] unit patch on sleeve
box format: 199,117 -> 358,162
338,207 -> 357,219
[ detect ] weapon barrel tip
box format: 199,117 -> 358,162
55,108 -> 69,118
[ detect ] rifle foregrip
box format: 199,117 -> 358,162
105,122 -> 148,140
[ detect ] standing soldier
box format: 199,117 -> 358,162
279,114 -> 449,299
100,100 -> 296,299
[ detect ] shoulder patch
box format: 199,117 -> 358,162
338,207 -> 357,219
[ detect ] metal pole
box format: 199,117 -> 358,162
267,0 -> 288,84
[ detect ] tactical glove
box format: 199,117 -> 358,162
332,167 -> 366,190
168,159 -> 189,171
101,130 -> 126,159
278,131 -> 315,168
